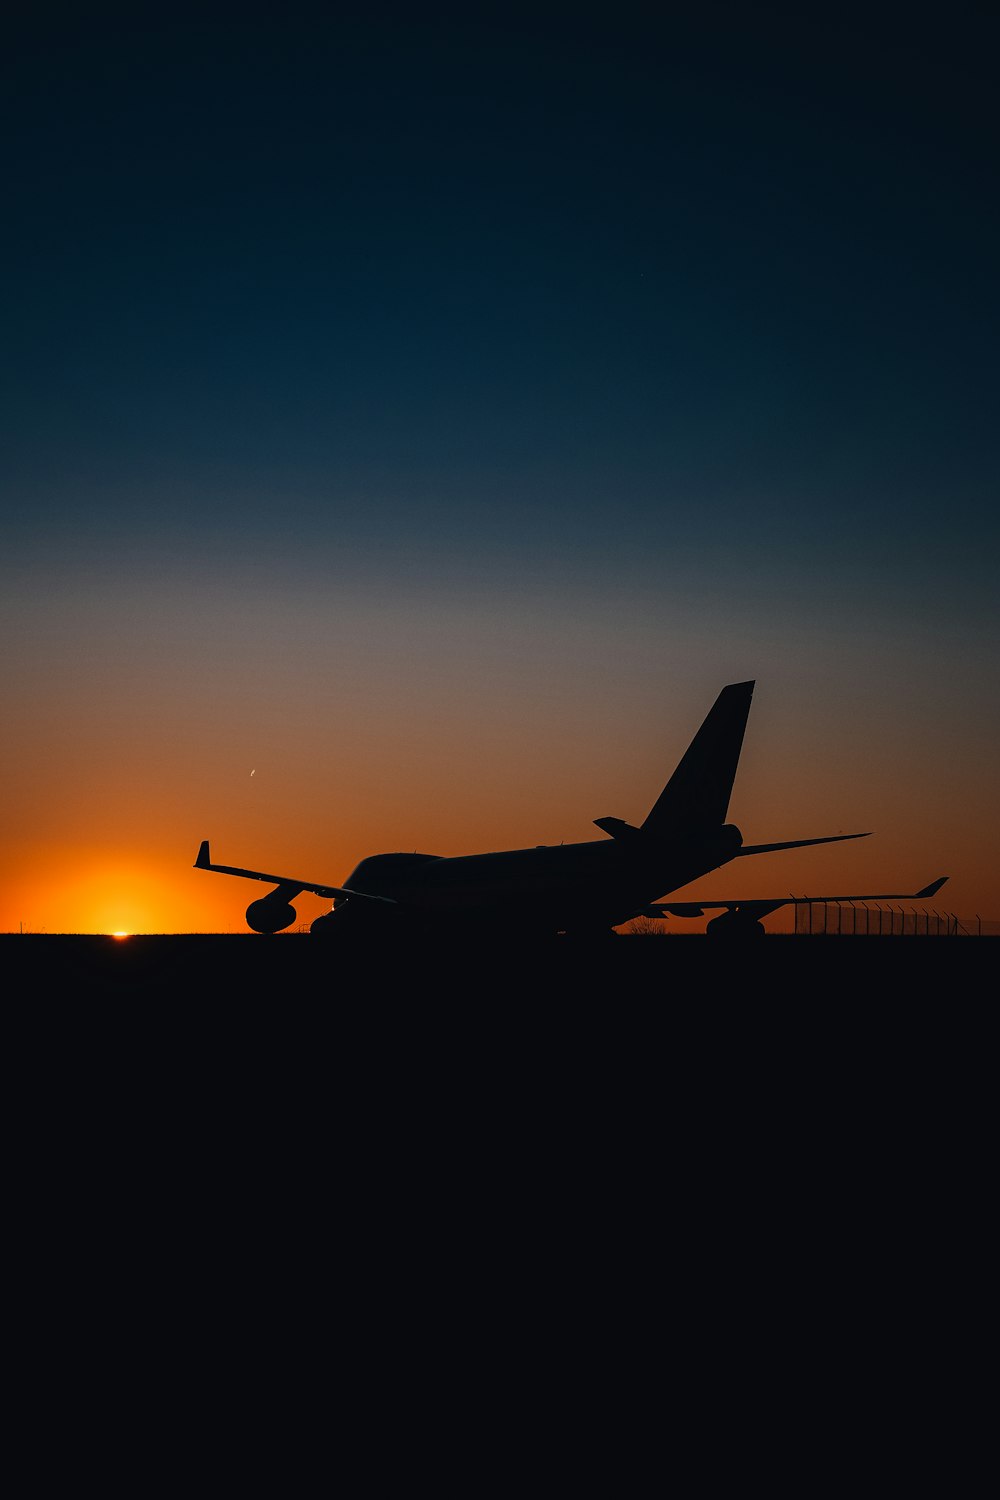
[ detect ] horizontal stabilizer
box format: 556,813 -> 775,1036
738,832 -> 871,856
593,817 -> 641,841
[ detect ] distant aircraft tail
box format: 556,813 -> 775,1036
641,680 -> 754,835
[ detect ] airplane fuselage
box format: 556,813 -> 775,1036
338,824 -> 744,931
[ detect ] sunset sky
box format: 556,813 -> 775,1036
3,6 -> 997,934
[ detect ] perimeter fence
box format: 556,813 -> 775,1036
792,904 -> 992,936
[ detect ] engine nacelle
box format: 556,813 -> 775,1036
246,886 -> 299,934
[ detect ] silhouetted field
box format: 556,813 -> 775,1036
5,931 -> 991,1339
3,932 -> 992,1000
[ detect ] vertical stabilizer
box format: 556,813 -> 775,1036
642,681 -> 754,834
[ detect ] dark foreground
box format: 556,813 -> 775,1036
6,933 -> 992,1158
4,928 -> 992,1452
3,931 -> 992,1000
5,932 -> 992,1226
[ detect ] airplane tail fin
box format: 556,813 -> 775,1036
641,680 -> 754,835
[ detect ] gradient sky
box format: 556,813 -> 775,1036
3,5 -> 997,933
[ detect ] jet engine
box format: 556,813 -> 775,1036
245,884 -> 300,934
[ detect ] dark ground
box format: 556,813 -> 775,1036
6,933 -> 992,1153
6,932 -> 992,1251
3,930 -> 992,999
4,930 -> 992,1462
8,930 -> 992,1146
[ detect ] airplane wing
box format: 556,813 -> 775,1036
193,841 -> 397,903
647,876 -> 948,920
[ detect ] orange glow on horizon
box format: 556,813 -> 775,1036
0,845 -> 282,935
1,671 -> 996,933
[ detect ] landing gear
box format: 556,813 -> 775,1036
310,906 -> 382,939
309,913 -> 341,937
705,911 -> 766,939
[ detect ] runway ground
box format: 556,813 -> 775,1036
4,930 -> 992,1403
4,932 -> 993,1238
3,930 -> 991,1001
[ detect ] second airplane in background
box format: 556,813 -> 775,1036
195,680 -> 947,938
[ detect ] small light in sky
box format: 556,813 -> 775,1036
251,768 -> 256,776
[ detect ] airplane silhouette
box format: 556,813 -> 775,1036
195,680 -> 947,938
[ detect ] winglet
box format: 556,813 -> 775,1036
195,840 -> 211,869
916,876 -> 948,898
